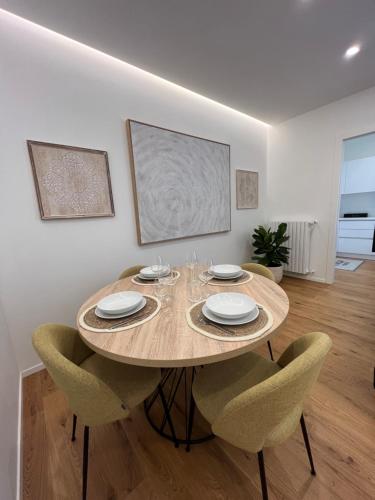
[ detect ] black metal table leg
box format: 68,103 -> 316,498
144,366 -> 214,447
186,368 -> 196,452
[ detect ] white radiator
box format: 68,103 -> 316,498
271,221 -> 317,274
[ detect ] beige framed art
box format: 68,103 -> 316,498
236,169 -> 258,209
27,140 -> 115,219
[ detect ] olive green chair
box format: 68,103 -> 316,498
241,262 -> 276,361
118,265 -> 145,280
241,262 -> 275,282
193,332 -> 332,500
32,324 -> 176,500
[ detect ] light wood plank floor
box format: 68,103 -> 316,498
23,262 -> 375,499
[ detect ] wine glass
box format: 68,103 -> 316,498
185,250 -> 198,280
155,276 -> 174,308
151,256 -> 163,280
200,258 -> 214,298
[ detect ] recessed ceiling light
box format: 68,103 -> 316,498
344,45 -> 361,59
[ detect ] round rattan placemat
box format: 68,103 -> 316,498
186,301 -> 273,342
79,295 -> 160,333
200,270 -> 253,287
131,270 -> 180,286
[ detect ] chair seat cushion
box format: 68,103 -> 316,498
80,354 -> 160,409
193,351 -> 280,424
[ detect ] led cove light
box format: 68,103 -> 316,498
0,8 -> 270,127
344,45 -> 361,59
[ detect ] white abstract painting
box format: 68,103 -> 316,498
127,120 -> 231,245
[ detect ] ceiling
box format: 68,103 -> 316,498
1,0 -> 375,124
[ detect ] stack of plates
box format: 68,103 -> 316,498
95,291 -> 146,319
209,264 -> 243,280
138,266 -> 170,281
203,292 -> 259,325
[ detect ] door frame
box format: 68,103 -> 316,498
326,123 -> 375,283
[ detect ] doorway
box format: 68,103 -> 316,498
334,132 -> 375,278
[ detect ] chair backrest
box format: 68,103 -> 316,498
241,263 -> 275,281
212,332 -> 332,452
32,324 -> 128,425
118,265 -> 145,280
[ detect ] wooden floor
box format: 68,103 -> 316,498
23,262 -> 375,499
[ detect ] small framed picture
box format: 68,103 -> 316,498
27,140 -> 115,219
236,170 -> 258,209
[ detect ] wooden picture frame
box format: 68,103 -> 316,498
126,119 -> 231,245
27,140 -> 115,220
236,169 -> 258,209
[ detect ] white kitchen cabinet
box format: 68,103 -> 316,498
341,157 -> 375,194
336,218 -> 375,256
337,237 -> 373,254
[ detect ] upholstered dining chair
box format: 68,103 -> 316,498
241,262 -> 275,282
241,262 -> 276,361
32,324 -> 177,500
118,264 -> 145,280
193,332 -> 332,500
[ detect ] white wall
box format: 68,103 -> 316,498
268,86 -> 375,282
0,301 -> 19,500
0,11 -> 268,371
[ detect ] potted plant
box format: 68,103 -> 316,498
251,223 -> 290,283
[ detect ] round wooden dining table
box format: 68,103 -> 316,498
77,267 -> 289,448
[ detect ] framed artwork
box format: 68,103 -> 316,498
126,120 -> 231,245
236,170 -> 258,209
27,140 -> 114,219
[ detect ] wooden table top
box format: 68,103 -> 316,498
77,267 -> 289,367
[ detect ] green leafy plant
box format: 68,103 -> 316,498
252,223 -> 290,267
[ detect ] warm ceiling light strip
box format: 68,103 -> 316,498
0,8 -> 270,127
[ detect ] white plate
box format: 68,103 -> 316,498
97,291 -> 143,315
202,304 -> 259,325
209,271 -> 243,280
95,297 -> 146,319
137,273 -> 171,281
206,292 -> 257,319
140,266 -> 170,278
210,264 -> 242,278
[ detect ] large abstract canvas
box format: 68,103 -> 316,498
127,120 -> 231,245
28,141 -> 114,219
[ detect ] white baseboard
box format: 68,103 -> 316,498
284,272 -> 327,284
16,373 -> 22,500
21,362 -> 44,378
17,362 -> 44,499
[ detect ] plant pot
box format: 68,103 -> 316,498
269,265 -> 283,283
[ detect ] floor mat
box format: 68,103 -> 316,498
335,258 -> 364,271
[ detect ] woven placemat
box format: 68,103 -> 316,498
79,295 -> 160,333
200,270 -> 253,287
131,270 -> 181,286
186,301 -> 273,342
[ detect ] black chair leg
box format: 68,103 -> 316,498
267,341 -> 274,361
300,414 -> 316,475
71,414 -> 77,442
158,384 -> 179,448
257,450 -> 269,500
82,426 -> 90,500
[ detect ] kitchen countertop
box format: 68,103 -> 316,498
339,217 -> 375,221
